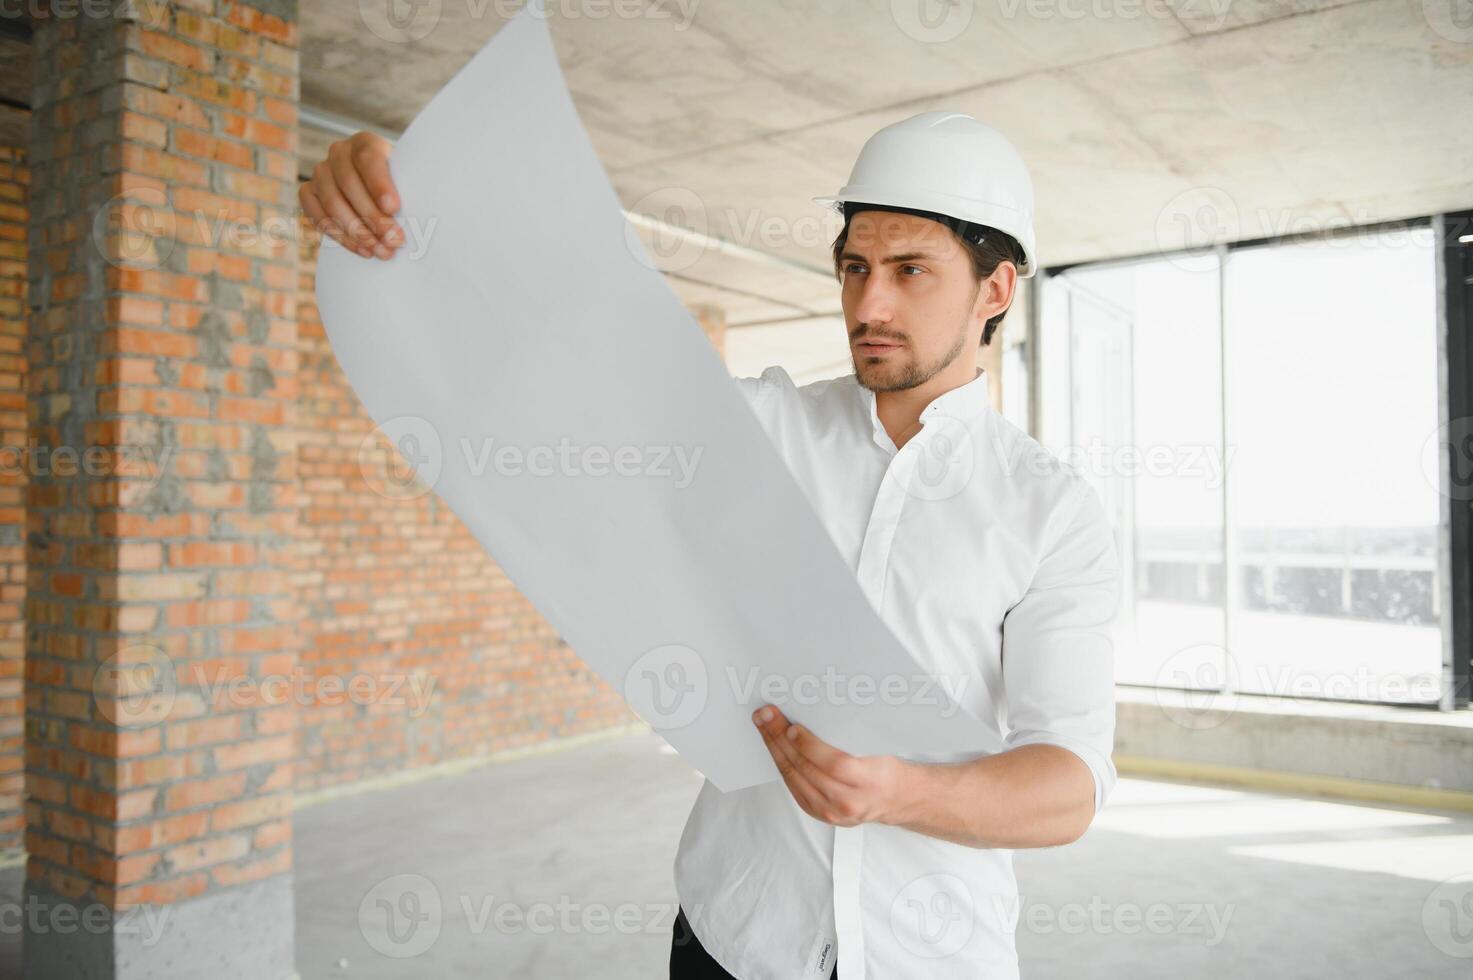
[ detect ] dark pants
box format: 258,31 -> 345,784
670,906 -> 838,979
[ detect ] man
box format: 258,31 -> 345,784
302,110 -> 1120,980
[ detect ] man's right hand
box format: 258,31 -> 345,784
299,131 -> 405,260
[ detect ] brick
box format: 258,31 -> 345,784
165,712 -> 244,751
107,328 -> 199,363
209,846 -> 290,887
163,772 -> 248,812
260,97 -> 295,128
252,818 -> 290,850
212,733 -> 292,771
163,831 -> 249,871
133,27 -> 213,74
110,810 -> 210,852
168,540 -> 258,567
215,169 -> 285,204
173,185 -> 257,226
117,751 -> 208,789
173,128 -> 254,169
210,793 -> 289,832
120,111 -> 168,148
124,85 -> 212,130
114,850 -> 163,886
217,110 -> 290,151
175,70 -> 257,114
120,143 -> 210,187
107,298 -> 167,327
115,870 -> 209,907
117,789 -> 159,819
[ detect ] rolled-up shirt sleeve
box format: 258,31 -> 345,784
731,365 -> 785,409
1000,475 -> 1122,814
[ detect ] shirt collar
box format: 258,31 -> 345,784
860,367 -> 992,451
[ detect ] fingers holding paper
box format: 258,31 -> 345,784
752,704 -> 910,828
300,131 -> 405,260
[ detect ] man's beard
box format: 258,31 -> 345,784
853,313 -> 970,394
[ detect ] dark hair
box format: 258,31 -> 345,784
829,214 -> 1026,347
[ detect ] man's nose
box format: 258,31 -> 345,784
853,276 -> 896,326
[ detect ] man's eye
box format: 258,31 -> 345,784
901,264 -> 924,276
843,262 -> 866,275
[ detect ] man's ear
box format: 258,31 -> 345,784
974,262 -> 1017,327
991,261 -> 1019,314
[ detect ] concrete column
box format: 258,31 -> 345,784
25,1 -> 300,976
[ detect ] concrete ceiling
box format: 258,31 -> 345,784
301,0 -> 1473,344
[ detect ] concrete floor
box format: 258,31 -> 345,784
3,730 -> 1471,978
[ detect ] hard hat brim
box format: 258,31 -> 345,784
812,192 -> 1035,277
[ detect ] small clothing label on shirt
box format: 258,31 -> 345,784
808,932 -> 835,976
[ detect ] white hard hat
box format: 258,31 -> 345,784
813,110 -> 1038,277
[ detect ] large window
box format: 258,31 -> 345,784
1038,226 -> 1443,706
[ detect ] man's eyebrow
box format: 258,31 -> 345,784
839,251 -> 938,265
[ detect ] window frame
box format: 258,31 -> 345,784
1026,214 -> 1468,711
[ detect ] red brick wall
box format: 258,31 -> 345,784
291,226 -> 635,793
11,4 -> 730,878
0,146 -> 26,855
25,1 -> 301,908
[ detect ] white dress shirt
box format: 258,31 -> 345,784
673,364 -> 1121,980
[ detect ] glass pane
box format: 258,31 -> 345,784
1223,231 -> 1440,704
1001,340 -> 1030,433
1056,259 -> 1227,692
1038,273 -> 1073,456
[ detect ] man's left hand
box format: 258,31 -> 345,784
752,704 -> 913,828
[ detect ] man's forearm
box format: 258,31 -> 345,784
882,744 -> 1097,849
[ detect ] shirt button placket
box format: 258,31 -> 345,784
835,432 -> 927,980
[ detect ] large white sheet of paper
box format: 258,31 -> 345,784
314,0 -> 990,792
